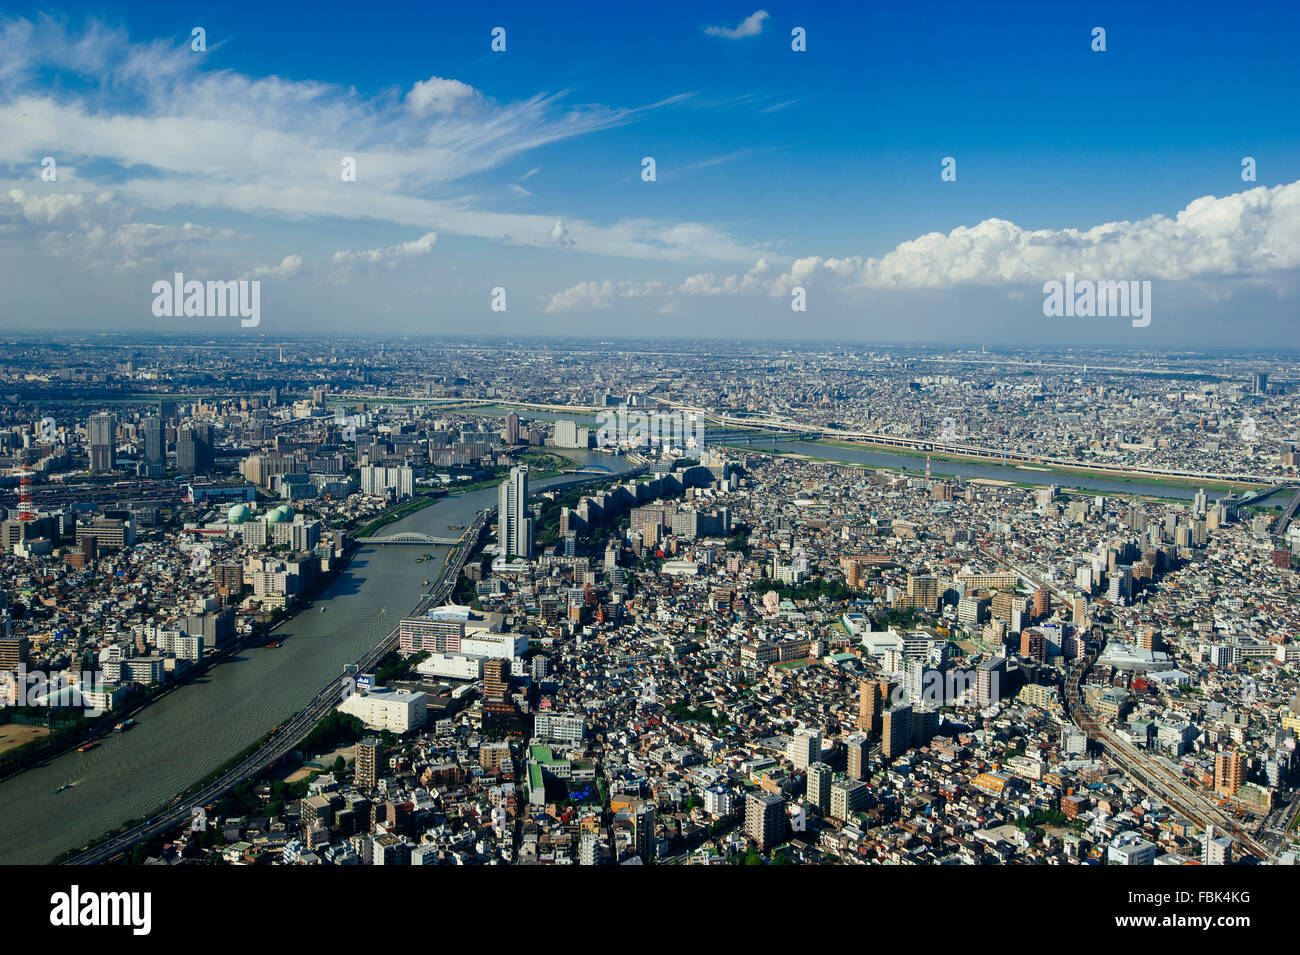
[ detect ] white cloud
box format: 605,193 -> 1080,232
547,219 -> 573,246
405,76 -> 482,116
0,19 -> 761,268
1,187 -> 237,270
704,10 -> 770,39
544,279 -> 665,313
331,232 -> 438,270
544,182 -> 1300,311
246,254 -> 303,279
783,181 -> 1300,292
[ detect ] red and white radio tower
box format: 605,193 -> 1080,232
925,452 -> 931,481
17,436 -> 35,522
17,466 -> 35,522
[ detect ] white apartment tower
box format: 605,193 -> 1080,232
498,465 -> 532,558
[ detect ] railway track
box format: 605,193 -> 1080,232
1065,655 -> 1269,860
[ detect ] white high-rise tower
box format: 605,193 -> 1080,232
497,465 -> 532,558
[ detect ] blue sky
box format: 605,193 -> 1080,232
0,1 -> 1297,344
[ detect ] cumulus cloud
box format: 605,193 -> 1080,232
704,10 -> 769,39
544,279 -> 665,313
547,219 -> 574,246
246,254 -> 303,279
405,76 -> 482,116
0,187 -> 237,270
785,182 -> 1300,291
544,181 -> 1300,312
331,232 -> 438,270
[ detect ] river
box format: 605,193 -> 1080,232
729,439 -> 1264,503
471,408 -> 1261,502
0,450 -> 628,865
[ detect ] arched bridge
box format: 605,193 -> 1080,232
361,531 -> 463,545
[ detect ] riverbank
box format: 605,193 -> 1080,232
55,520 -> 490,864
352,494 -> 444,537
0,451 -> 631,865
727,443 -> 1262,503
811,438 -> 1264,493
0,541 -> 358,787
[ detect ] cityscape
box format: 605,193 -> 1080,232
0,339 -> 1298,871
0,1 -> 1296,930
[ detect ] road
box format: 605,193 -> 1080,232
62,511 -> 488,866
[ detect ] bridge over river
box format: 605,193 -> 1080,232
360,531 -> 464,545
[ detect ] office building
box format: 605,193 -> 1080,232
177,422 -> 213,475
337,686 -> 426,733
857,678 -> 889,736
534,712 -> 585,745
1215,751 -> 1246,796
977,656 -> 1006,706
0,635 -> 29,672
213,561 -> 244,597
554,419 -> 590,449
632,800 -> 656,864
1108,833 -> 1157,866
359,465 -> 414,501
830,776 -> 870,821
1203,825 -> 1233,865
398,616 -> 464,654
142,414 -> 164,468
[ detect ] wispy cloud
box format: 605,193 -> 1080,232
0,17 -> 761,270
760,98 -> 802,114
660,149 -> 752,181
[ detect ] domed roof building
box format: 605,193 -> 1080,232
266,505 -> 294,524
227,503 -> 251,524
